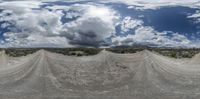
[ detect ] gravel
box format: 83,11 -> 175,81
0,50 -> 199,99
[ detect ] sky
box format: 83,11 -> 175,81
0,0 -> 200,48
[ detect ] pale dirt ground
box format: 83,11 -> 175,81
0,50 -> 199,99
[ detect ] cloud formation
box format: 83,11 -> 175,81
0,1 -> 120,47
0,1 -> 66,47
112,17 -> 192,47
61,5 -> 119,47
100,0 -> 200,10
120,16 -> 143,33
0,0 -> 198,48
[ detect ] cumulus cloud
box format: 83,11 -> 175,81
3,33 -> 72,47
61,5 -> 120,47
120,16 -> 143,33
111,18 -> 192,47
0,1 -> 120,47
0,0 -> 197,48
0,1 -> 69,47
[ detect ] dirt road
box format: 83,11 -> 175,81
0,50 -> 199,99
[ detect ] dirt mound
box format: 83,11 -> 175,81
188,52 -> 200,64
0,50 -> 9,65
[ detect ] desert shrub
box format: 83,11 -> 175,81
1,48 -> 200,58
77,53 -> 83,56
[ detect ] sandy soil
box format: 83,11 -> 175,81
0,50 -> 199,99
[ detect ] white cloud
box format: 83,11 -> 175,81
112,18 -> 192,47
61,5 -> 120,46
120,16 -> 143,33
0,0 -> 197,48
46,4 -> 87,20
25,34 -> 72,47
0,1 -> 120,47
3,32 -> 72,47
6,9 -> 64,37
0,22 -> 10,28
100,0 -> 200,10
0,1 -> 42,13
65,12 -> 80,19
188,10 -> 200,23
0,1 -> 70,47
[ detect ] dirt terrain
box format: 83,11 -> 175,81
0,50 -> 200,99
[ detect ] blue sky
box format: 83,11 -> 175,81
0,0 -> 200,47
